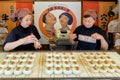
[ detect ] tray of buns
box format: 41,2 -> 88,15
0,51 -> 120,78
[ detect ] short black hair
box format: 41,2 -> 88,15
59,12 -> 73,25
84,15 -> 91,18
42,13 -> 48,23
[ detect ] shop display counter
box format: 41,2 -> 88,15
0,51 -> 120,79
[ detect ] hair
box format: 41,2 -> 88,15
83,9 -> 98,20
10,8 -> 32,22
59,12 -> 73,25
42,13 -> 48,23
84,15 -> 91,18
19,13 -> 32,20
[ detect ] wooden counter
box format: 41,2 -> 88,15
0,51 -> 120,79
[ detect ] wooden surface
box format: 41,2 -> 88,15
0,0 -> 116,1
0,51 -> 120,79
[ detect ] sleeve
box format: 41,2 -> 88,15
73,27 -> 79,41
3,29 -> 17,47
32,25 -> 41,40
99,28 -> 110,49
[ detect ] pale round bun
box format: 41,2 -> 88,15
46,52 -> 53,56
3,57 -> 11,62
53,52 -> 60,57
54,66 -> 62,75
46,56 -> 53,62
69,56 -> 77,61
88,61 -> 96,67
68,53 -> 74,56
19,57 -> 27,62
99,56 -> 106,61
46,61 -> 53,67
110,61 -> 117,66
92,56 -> 99,62
8,61 -> 16,68
14,53 -> 21,57
29,53 -> 36,57
61,53 -> 67,57
25,61 -> 34,68
90,66 -> 99,73
107,66 -> 115,73
85,56 -> 92,62
115,66 -> 120,73
0,67 -> 4,75
54,61 -> 62,67
14,67 -> 22,75
103,60 -> 110,67
23,67 -> 32,75
21,53 -> 29,57
95,61 -> 103,67
61,56 -> 69,62
45,66 -> 53,75
72,66 -> 81,75
105,56 -> 113,61
82,52 -> 88,57
62,61 -> 70,67
4,67 -> 13,75
27,57 -> 35,62
68,53 -> 75,58
6,53 -> 14,57
99,66 -> 107,73
0,61 -> 8,68
96,52 -> 102,57
53,56 -> 61,61
17,61 -> 25,68
70,61 -> 79,67
11,57 -> 19,62
101,52 -> 107,57
88,52 -> 95,57
63,67 -> 72,75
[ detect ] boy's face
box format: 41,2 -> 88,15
45,13 -> 56,24
83,17 -> 95,28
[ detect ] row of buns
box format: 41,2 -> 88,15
0,53 -> 36,75
0,66 -> 32,75
45,66 -> 81,75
